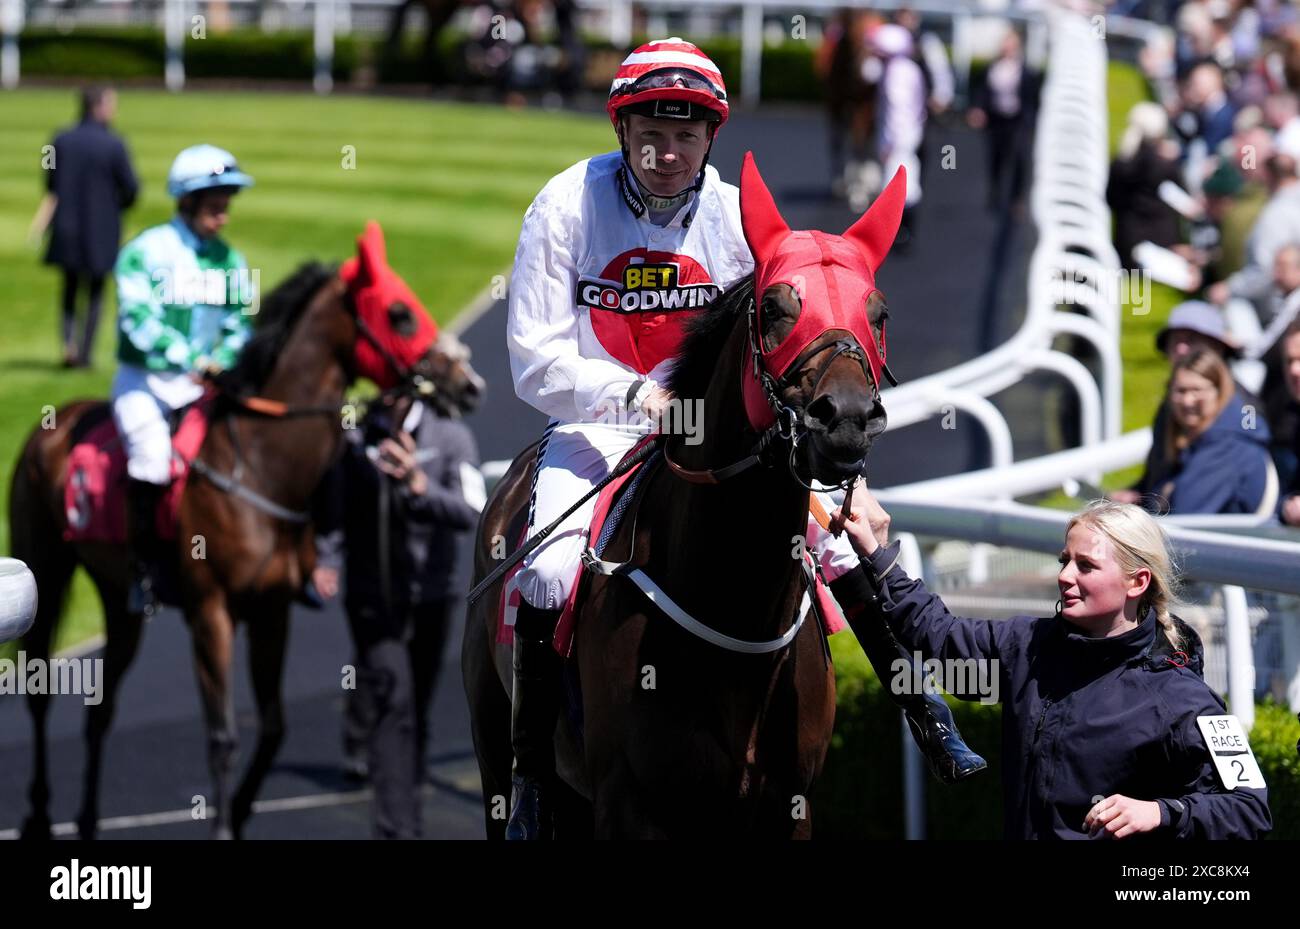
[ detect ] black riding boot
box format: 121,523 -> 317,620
830,567 -> 987,785
505,602 -> 564,840
125,478 -> 166,618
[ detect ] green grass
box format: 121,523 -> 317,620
0,87 -> 611,658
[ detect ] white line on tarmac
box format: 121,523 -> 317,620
447,267 -> 510,335
0,776 -> 481,840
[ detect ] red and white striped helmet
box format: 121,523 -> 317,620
606,37 -> 729,128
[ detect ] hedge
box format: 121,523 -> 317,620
14,26 -> 829,102
816,634 -> 1300,839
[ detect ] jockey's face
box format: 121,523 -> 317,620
183,190 -> 234,240
620,114 -> 711,198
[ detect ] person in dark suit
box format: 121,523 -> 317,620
967,29 -> 1042,214
314,393 -> 485,839
41,86 -> 139,368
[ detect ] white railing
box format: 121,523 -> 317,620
878,7 -> 1122,460
875,495 -> 1300,730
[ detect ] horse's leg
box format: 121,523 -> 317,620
231,604 -> 290,838
188,594 -> 239,839
17,560 -> 72,840
76,590 -> 145,839
13,502 -> 76,841
462,602 -> 513,840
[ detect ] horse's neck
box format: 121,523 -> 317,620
238,285 -> 351,505
664,319 -> 808,627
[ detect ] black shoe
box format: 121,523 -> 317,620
125,478 -> 166,618
831,569 -> 987,785
900,682 -> 988,784
505,603 -> 564,840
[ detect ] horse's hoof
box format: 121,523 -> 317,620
77,816 -> 98,841
19,815 -> 52,841
212,824 -> 235,840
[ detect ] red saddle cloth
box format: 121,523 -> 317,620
63,401 -> 211,544
496,438 -> 847,657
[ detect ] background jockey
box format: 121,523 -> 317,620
110,144 -> 255,617
504,37 -> 983,840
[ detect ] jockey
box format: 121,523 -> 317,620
110,144 -> 255,617
505,38 -> 982,839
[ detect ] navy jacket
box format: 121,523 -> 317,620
857,542 -> 1272,840
44,119 -> 139,275
317,403 -> 483,608
1137,389 -> 1272,515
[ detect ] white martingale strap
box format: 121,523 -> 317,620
581,548 -> 809,654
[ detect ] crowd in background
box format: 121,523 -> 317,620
1107,0 -> 1300,523
816,11 -> 1040,243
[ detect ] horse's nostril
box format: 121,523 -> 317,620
806,394 -> 837,428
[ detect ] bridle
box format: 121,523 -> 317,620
189,279 -> 442,522
663,288 -> 887,493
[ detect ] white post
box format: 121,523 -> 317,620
1222,585 -> 1255,731
314,0 -> 334,94
897,532 -> 926,840
165,0 -> 186,92
951,12 -> 972,107
1,0 -> 21,91
1283,606 -> 1300,713
608,0 -> 631,48
0,558 -> 38,644
740,2 -> 762,108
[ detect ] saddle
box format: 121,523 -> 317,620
63,398 -> 212,544
496,437 -> 848,657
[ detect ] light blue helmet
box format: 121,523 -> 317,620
166,144 -> 255,199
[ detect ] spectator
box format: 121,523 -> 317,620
1108,102 -> 1184,268
1207,152 -> 1300,331
972,29 -> 1040,214
1272,320 -> 1300,524
967,29 -> 1041,213
315,391 -> 484,838
1181,60 -> 1237,153
40,86 -> 139,368
871,23 -> 926,243
1116,347 -> 1272,515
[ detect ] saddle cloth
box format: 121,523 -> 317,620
63,401 -> 211,544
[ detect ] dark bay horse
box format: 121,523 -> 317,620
11,227 -> 480,839
464,154 -> 906,838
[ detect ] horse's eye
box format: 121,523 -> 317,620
387,301 -> 417,336
761,285 -> 801,353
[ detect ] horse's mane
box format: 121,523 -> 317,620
217,261 -> 335,395
665,275 -> 754,400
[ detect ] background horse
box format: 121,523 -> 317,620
464,155 -> 904,838
11,227 -> 481,839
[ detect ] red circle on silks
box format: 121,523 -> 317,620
584,249 -> 720,375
